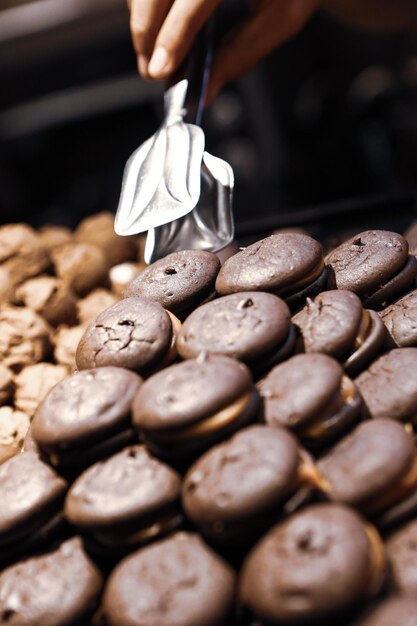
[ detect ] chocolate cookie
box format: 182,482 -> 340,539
386,519 -> 417,596
0,537 -> 103,626
15,276 -> 78,327
318,419 -> 417,524
380,289 -> 417,348
0,306 -> 52,372
259,354 -> 362,448
133,354 -> 259,462
177,292 -> 295,376
183,425 -> 322,544
0,452 -> 67,563
216,233 -> 328,310
65,445 -> 182,556
51,242 -> 109,296
75,211 -> 137,267
355,598 -> 417,626
124,250 -> 220,317
356,348 -> 417,423
32,367 -> 142,473
0,407 -> 30,464
103,532 -> 236,626
76,288 -> 118,324
76,297 -> 180,376
14,363 -> 68,417
239,504 -> 386,625
293,290 -> 386,376
326,230 -> 417,309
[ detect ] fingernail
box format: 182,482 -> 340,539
138,55 -> 148,76
148,46 -> 169,77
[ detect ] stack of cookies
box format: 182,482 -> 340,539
2,223 -> 417,625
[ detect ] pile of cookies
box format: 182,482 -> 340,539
2,223 -> 417,625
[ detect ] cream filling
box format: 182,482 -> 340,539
362,453 -> 417,516
298,376 -> 356,439
297,451 -> 330,492
93,511 -> 182,547
157,391 -> 254,443
364,522 -> 386,597
353,310 -> 371,350
275,259 -> 325,296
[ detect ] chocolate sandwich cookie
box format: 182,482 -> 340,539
0,536 -> 104,626
65,445 -> 182,557
215,233 -> 329,310
326,230 -> 417,309
356,348 -> 417,424
239,504 -> 386,625
124,250 -> 221,317
386,518 -> 417,596
183,425 -> 323,546
293,290 -> 386,376
103,532 -> 236,626
0,407 -> 30,464
318,419 -> 417,527
32,367 -> 142,474
259,354 -> 362,449
177,292 -> 295,376
354,598 -> 417,626
76,297 -> 181,376
0,452 -> 67,564
380,289 -> 417,348
133,354 -> 259,462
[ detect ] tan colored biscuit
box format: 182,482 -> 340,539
53,325 -> 87,370
75,212 -> 137,267
76,289 -> 117,324
0,365 -> 14,406
52,243 -> 108,296
0,306 -> 52,372
0,224 -> 49,286
14,363 -> 68,417
16,276 -> 77,327
0,407 -> 30,464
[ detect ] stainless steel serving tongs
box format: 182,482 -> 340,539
115,2 -> 247,262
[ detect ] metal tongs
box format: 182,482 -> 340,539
114,11 -> 238,263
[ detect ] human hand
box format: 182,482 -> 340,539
128,0 -> 320,102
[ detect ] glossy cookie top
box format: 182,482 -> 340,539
239,503 -> 383,623
0,452 -> 67,538
356,348 -> 417,422
76,297 -> 172,373
133,354 -> 253,430
259,353 -> 343,429
177,292 -> 290,362
215,233 -> 323,295
65,445 -> 181,528
326,230 -> 408,296
0,537 -> 103,626
32,367 -> 142,448
318,419 -> 415,507
293,290 -> 364,358
183,425 -> 300,524
104,532 -> 236,626
124,250 -> 220,314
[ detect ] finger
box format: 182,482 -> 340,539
130,0 -> 173,77
147,0 -> 221,79
207,0 -> 319,102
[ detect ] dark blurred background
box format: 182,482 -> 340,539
1,0 -> 417,241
